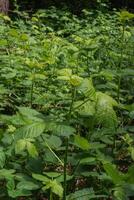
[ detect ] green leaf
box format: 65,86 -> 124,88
103,162 -> 124,184
70,75 -> 83,86
114,187 -> 127,200
15,139 -> 26,154
45,135 -> 62,149
43,172 -> 61,178
130,148 -> 134,161
18,107 -> 41,118
126,165 -> 134,184
0,169 -> 15,180
74,100 -> 95,117
74,135 -> 90,150
51,124 -> 75,137
78,78 -> 96,100
43,179 -> 63,198
67,188 -> 94,200
15,121 -> 45,140
8,188 -> 31,198
26,141 -> 38,158
58,68 -> 72,77
32,173 -> 49,183
7,178 -> 15,191
0,39 -> 8,46
0,148 -> 5,168
95,92 -> 118,128
17,180 -> 39,190
80,157 -> 96,165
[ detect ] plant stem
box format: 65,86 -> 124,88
50,189 -> 53,200
63,137 -> 68,200
63,87 -> 76,200
45,141 -> 64,166
30,79 -> 34,108
117,23 -> 125,103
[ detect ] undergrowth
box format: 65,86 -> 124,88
0,8 -> 134,200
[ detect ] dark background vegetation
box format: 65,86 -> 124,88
13,0 -> 134,13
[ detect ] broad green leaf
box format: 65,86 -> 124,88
95,92 -> 118,128
67,188 -> 95,200
114,187 -> 127,200
33,73 -> 46,80
103,163 -> 124,184
0,169 -> 15,180
80,157 -> 96,165
56,174 -> 73,182
74,100 -> 95,116
0,39 -> 8,46
78,78 -> 96,100
43,172 -> 61,178
18,107 -> 41,118
32,173 -> 49,182
70,75 -> 83,86
26,141 -> 38,157
7,178 -> 15,191
74,135 -> 90,150
15,121 -> 45,140
57,75 -> 70,81
43,179 -> 63,198
51,124 -> 75,137
58,68 -> 72,77
45,135 -> 62,149
17,180 -> 39,190
8,187 -> 31,198
15,139 -> 26,154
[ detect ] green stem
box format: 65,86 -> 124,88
117,23 -> 125,103
50,189 -> 53,200
45,141 -> 64,166
63,87 -> 76,200
63,137 -> 68,200
30,71 -> 35,108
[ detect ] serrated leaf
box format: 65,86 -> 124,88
15,121 -> 45,140
78,78 -> 96,99
74,100 -> 95,116
95,92 -> 118,128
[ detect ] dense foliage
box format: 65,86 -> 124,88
0,7 -> 134,200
